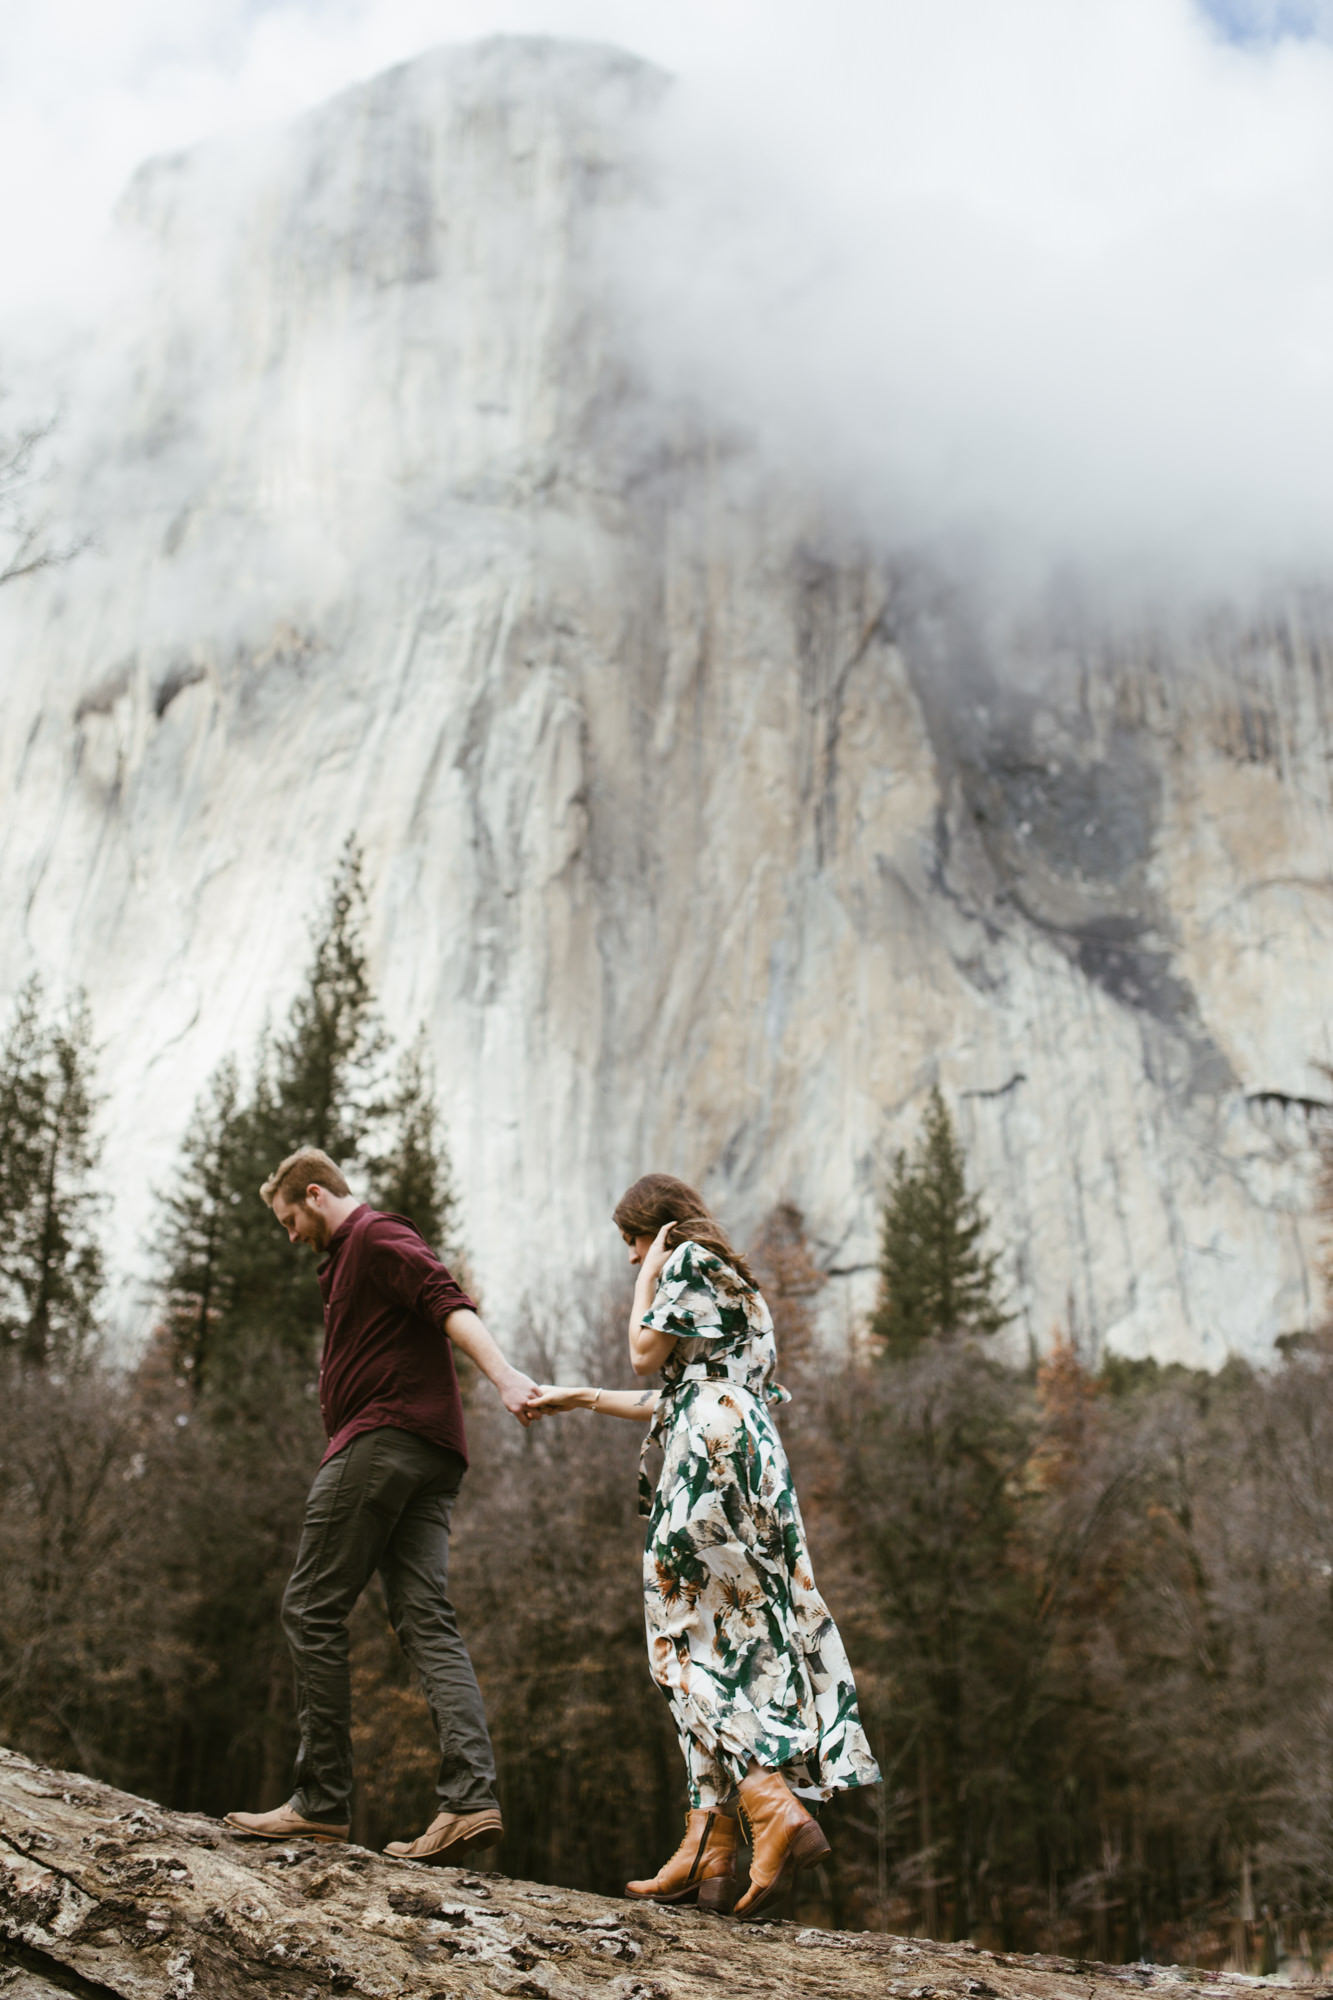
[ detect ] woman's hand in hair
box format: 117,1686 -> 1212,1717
638,1221 -> 675,1292
628,1223 -> 679,1375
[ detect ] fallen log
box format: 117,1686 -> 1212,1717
0,1746 -> 1306,1999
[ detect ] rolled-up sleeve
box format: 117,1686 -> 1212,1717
366,1218 -> 476,1331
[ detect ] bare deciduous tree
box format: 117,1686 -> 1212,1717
0,413 -> 83,588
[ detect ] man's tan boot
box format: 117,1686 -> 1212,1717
626,1809 -> 738,1913
225,1803 -> 349,1843
733,1767 -> 830,1920
384,1807 -> 504,1866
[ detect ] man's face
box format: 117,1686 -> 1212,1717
273,1189 -> 331,1251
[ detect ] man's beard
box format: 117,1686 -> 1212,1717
302,1211 -> 332,1251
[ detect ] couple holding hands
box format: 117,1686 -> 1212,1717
226,1153 -> 879,1922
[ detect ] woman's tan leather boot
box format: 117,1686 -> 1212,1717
734,1767 -> 830,1920
626,1808 -> 738,1911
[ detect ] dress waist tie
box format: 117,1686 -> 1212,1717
637,1362 -> 788,1517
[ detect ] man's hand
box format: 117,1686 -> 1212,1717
498,1366 -> 542,1427
441,1308 -> 544,1425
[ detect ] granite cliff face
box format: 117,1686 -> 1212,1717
0,36 -> 1329,1363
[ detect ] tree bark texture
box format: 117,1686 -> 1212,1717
0,1747 -> 1307,2000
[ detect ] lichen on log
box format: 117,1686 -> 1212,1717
0,1747 -> 1308,1998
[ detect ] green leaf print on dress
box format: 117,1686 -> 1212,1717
638,1240 -> 881,1807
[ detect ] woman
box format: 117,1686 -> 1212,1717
532,1173 -> 879,1920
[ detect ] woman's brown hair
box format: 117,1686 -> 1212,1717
612,1173 -> 758,1291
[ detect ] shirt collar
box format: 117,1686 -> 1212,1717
318,1201 -> 368,1274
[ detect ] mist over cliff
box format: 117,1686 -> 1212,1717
1,35 -> 1329,1363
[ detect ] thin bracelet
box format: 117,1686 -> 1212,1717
591,1387 -> 603,1410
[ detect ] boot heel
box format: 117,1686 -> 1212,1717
790,1820 -> 831,1871
696,1875 -> 738,1915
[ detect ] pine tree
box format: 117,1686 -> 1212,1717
159,841 -> 433,1399
160,1048 -> 332,1401
270,840 -> 388,1162
159,1059 -> 244,1392
0,982 -> 48,1270
870,1085 -> 1009,1360
368,1035 -> 461,1259
0,985 -> 104,1372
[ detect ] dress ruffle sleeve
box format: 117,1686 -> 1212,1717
639,1243 -> 727,1340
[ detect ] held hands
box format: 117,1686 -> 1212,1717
499,1368 -> 543,1427
529,1384 -> 589,1416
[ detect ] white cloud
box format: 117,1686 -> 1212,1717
10,0 -> 1333,601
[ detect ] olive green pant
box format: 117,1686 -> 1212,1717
281,1426 -> 498,1823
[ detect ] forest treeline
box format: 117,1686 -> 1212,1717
2,852 -> 1333,1974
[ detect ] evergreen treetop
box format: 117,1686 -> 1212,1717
870,1084 -> 1010,1360
367,1034 -> 463,1268
159,844 -> 464,1401
0,981 -> 104,1373
271,843 -> 389,1161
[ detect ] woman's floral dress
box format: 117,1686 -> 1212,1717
638,1239 -> 881,1809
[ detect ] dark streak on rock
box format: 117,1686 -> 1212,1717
960,1074 -> 1027,1100
1246,1090 -> 1333,1118
152,663 -> 208,720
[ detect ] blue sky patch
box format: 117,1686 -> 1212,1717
1198,0 -> 1333,42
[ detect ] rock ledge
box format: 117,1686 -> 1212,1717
0,1747 -> 1304,1998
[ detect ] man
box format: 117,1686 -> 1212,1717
225,1147 -> 539,1863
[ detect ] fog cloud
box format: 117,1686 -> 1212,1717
9,0 -> 1333,606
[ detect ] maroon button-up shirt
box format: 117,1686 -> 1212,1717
316,1204 -> 476,1466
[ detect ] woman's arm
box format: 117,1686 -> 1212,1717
530,1384 -> 659,1423
629,1224 -> 679,1376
